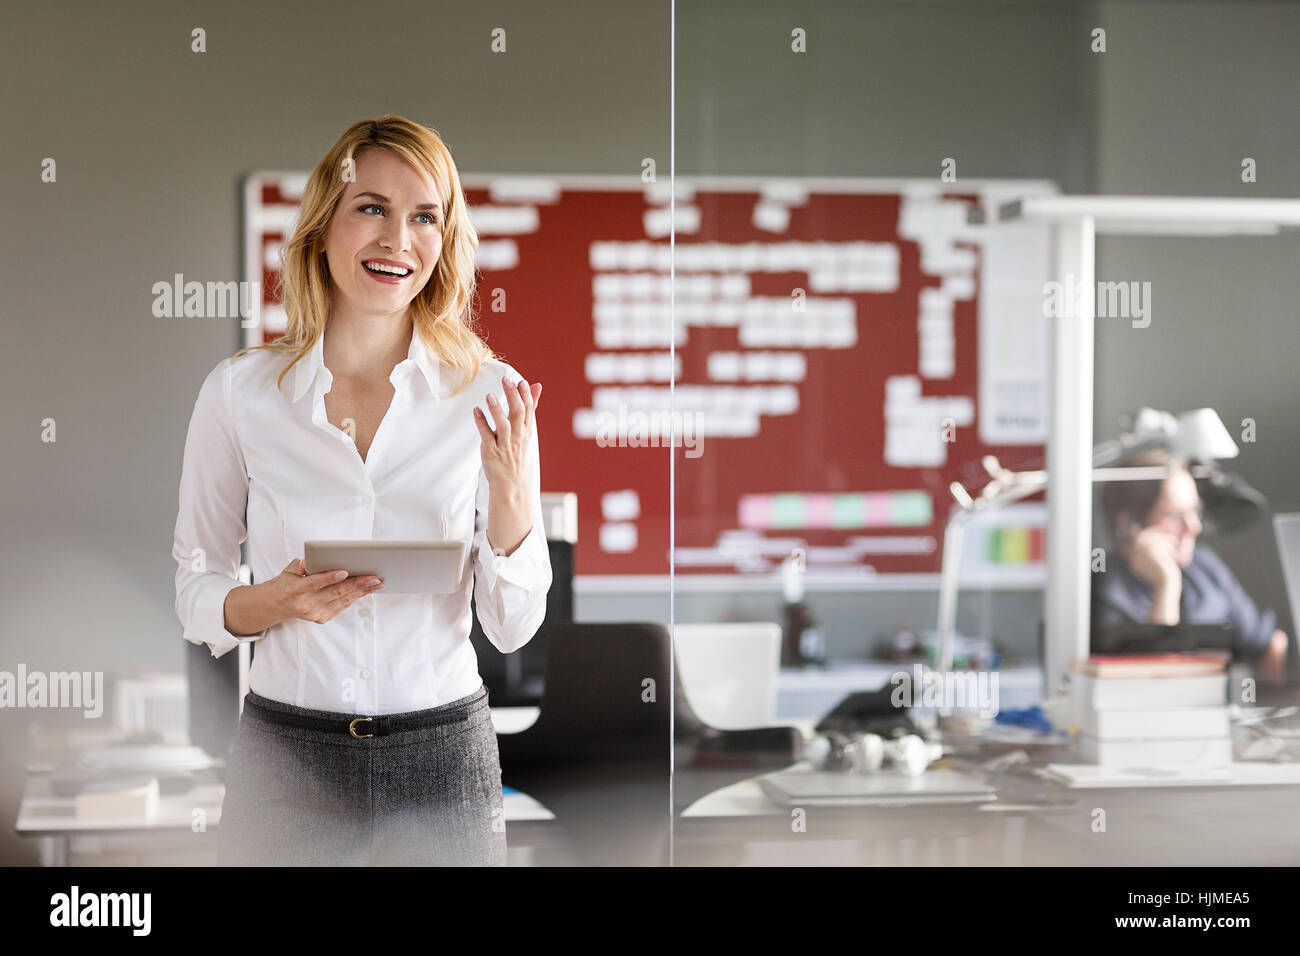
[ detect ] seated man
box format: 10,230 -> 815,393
1093,450 -> 1288,684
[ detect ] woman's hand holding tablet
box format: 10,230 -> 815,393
303,540 -> 468,596
269,557 -> 385,625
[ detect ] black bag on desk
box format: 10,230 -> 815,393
815,687 -> 922,738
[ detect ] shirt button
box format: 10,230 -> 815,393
359,606 -> 371,619
361,669 -> 372,679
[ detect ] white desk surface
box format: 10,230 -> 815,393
682,765 -> 1000,819
682,760 -> 1300,818
491,706 -> 540,735
16,779 -> 554,834
13,709 -> 548,837
1042,760 -> 1300,789
681,777 -> 777,819
17,719 -> 557,835
17,780 -> 226,835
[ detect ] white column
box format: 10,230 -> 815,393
1044,216 -> 1095,695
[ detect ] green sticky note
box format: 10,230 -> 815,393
987,528 -> 1002,563
890,491 -> 932,527
770,494 -> 804,528
832,494 -> 865,528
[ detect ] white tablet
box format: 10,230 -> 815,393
304,540 -> 468,595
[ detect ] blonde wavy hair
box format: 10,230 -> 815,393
234,115 -> 496,396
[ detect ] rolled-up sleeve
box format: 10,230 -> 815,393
471,413 -> 553,654
172,358 -> 261,659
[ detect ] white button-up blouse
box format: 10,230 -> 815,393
172,327 -> 552,715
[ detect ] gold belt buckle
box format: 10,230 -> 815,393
349,717 -> 374,739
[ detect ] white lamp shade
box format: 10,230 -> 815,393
1175,408 -> 1239,461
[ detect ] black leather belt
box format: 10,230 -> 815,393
244,687 -> 488,739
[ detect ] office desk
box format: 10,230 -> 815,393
16,774 -> 226,866
674,758 -> 1300,866
16,707 -> 555,866
15,773 -> 557,866
675,765 -> 1064,865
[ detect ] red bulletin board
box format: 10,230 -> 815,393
243,173 -> 1056,583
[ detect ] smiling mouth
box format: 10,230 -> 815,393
362,261 -> 413,278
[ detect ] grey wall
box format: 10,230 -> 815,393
677,0 -> 1095,189
1090,0 -> 1300,638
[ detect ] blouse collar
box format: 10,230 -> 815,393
291,323 -> 442,403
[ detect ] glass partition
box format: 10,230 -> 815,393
666,0 -> 1300,868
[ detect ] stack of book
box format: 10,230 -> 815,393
1070,653 -> 1231,767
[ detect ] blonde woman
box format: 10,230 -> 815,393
172,116 -> 552,865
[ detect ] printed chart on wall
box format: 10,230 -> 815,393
244,173 -> 1055,586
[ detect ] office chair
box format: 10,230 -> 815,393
496,621 -> 803,768
494,622 -> 802,865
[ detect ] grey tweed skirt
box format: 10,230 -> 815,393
217,685 -> 506,866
